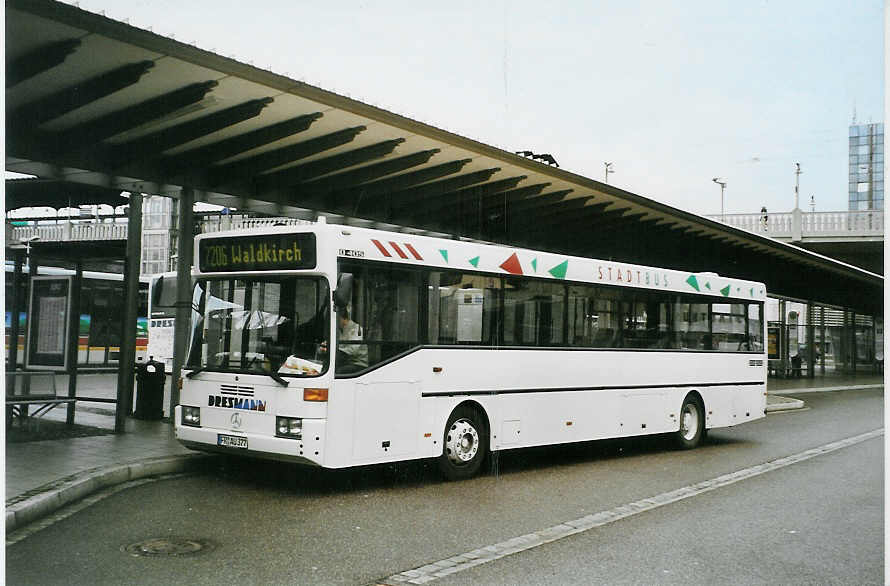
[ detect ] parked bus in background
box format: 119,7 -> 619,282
5,264 -> 147,369
174,220 -> 767,479
147,271 -> 178,372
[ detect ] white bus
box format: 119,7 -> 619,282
174,220 -> 767,479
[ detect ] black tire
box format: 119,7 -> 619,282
437,405 -> 488,480
674,394 -> 705,449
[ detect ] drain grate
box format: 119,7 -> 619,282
123,537 -> 213,557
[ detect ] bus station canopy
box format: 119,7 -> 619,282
6,0 -> 883,315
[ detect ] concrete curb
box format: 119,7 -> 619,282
765,395 -> 806,413
767,383 -> 883,395
5,453 -> 213,533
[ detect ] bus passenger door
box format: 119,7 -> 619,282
352,381 -> 419,461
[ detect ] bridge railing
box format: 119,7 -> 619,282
5,222 -> 129,246
4,216 -> 314,247
711,210 -> 883,238
199,217 -> 312,233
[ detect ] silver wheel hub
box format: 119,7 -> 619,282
445,418 -> 479,465
680,403 -> 699,441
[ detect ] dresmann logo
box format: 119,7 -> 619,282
208,395 -> 267,411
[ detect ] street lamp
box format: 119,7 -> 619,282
19,235 -> 40,257
712,178 -> 727,222
604,162 -> 614,183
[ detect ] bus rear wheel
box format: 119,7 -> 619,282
438,406 -> 488,480
674,395 -> 705,449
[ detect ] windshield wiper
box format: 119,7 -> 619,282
186,365 -> 287,386
264,371 -> 289,387
184,366 -> 207,378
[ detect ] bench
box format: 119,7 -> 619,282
5,372 -> 74,425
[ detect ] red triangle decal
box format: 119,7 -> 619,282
499,252 -> 523,275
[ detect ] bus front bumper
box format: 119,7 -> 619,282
174,406 -> 326,466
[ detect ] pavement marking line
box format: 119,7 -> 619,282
6,473 -> 192,546
379,428 -> 884,585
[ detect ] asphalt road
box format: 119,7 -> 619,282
6,389 -> 883,586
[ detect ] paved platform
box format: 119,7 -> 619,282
4,372 -> 883,532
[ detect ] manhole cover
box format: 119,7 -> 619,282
123,538 -> 213,557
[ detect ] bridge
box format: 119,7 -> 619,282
709,210 -> 883,274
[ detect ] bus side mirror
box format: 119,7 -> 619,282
333,273 -> 353,310
151,275 -> 178,308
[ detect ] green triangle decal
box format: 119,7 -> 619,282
468,256 -> 480,268
705,282 -> 711,290
750,287 -> 754,297
531,258 -> 538,272
720,285 -> 731,297
548,260 -> 568,279
686,275 -> 700,291
439,249 -> 449,263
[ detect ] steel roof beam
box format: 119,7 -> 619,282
159,112 -> 324,174
432,187 -> 573,239
206,126 -> 366,187
509,199 -> 608,232
385,168 -> 502,211
7,38 -> 81,88
481,183 -> 552,210
299,148 -> 441,201
255,138 -> 406,191
582,212 -> 648,235
36,80 -> 220,157
9,61 -> 156,129
324,158 -> 473,215
560,215 -> 660,249
522,204 -> 633,246
109,97 -> 275,169
410,176 -> 529,220
505,189 -> 575,213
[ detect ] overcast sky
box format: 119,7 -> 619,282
66,0 -> 884,217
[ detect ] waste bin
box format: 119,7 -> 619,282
134,356 -> 165,420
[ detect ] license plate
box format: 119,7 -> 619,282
217,434 -> 248,449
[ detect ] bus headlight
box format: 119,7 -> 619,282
181,406 -> 201,427
276,417 -> 302,439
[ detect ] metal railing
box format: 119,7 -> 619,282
710,210 -> 883,239
4,216 -> 314,246
199,216 -> 313,233
5,222 -> 129,246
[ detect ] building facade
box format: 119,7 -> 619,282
140,195 -> 177,276
848,122 -> 884,211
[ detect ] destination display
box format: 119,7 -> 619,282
199,233 -> 316,272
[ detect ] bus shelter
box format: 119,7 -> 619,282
5,180 -> 141,429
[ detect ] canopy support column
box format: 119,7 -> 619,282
171,187 -> 195,416
806,301 -> 815,379
8,251 -> 24,372
116,193 -> 142,432
65,262 -> 82,424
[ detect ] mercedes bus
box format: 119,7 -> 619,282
174,220 -> 767,479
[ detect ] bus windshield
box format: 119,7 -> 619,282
187,276 -> 330,377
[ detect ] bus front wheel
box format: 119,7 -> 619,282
674,395 -> 705,449
438,406 -> 488,480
